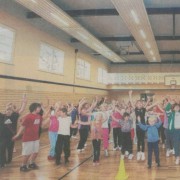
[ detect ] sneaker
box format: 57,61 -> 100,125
81,148 -> 85,151
93,162 -> 96,166
0,164 -> 5,169
96,161 -> 100,165
118,146 -> 122,150
141,152 -> 145,161
20,165 -> 29,172
28,163 -> 38,169
166,150 -> 170,157
137,152 -> 141,161
121,155 -> 125,160
77,149 -> 81,153
113,147 -> 118,151
162,144 -> 165,149
171,149 -> 175,155
125,151 -> 129,157
84,143 -> 87,147
72,136 -> 77,139
128,154 -> 134,160
13,148 -> 16,153
65,159 -> 69,164
104,150 -> 109,157
175,157 -> 179,165
48,155 -> 55,160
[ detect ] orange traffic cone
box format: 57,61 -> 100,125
115,156 -> 128,180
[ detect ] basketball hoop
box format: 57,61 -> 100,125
170,80 -> 176,89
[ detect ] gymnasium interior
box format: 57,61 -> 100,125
1,0 -> 180,179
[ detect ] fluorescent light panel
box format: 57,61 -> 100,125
15,0 -> 124,62
111,0 -> 161,62
77,31 -> 89,40
139,29 -> 146,39
50,13 -> 69,27
145,41 -> 151,49
31,0 -> 37,4
131,10 -> 140,25
150,50 -> 154,55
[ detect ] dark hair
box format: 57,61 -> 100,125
60,107 -> 68,114
173,103 -> 180,109
38,108 -> 44,116
123,112 -> 130,118
29,103 -> 41,113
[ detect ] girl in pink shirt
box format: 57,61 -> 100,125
47,107 -> 60,160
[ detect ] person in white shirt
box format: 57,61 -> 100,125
55,107 -> 76,165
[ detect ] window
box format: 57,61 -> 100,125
39,43 -> 64,74
98,68 -> 108,84
0,24 -> 15,63
76,58 -> 90,80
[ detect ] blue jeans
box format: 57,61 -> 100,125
148,141 -> 160,166
164,129 -> 174,150
173,129 -> 180,157
49,131 -> 58,157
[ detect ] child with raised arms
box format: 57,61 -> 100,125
138,115 -> 162,169
91,113 -> 103,166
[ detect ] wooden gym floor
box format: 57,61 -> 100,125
1,132 -> 180,180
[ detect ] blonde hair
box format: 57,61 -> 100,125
148,116 -> 156,123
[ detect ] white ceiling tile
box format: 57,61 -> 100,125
149,15 -> 173,35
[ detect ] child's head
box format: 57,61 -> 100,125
148,116 -> 156,126
123,112 -> 130,121
59,107 -> 68,117
100,103 -> 108,111
83,103 -> 90,110
5,106 -> 13,116
115,105 -> 119,112
136,100 -> 143,109
29,103 -> 41,114
173,103 -> 180,112
95,113 -> 102,121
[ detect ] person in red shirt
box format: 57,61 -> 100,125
13,103 -> 42,172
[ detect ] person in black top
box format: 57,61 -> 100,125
0,94 -> 27,168
129,91 -> 159,161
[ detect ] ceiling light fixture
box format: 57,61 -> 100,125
94,43 -> 103,50
15,0 -> 125,62
111,0 -> 161,62
150,50 -> 154,55
77,31 -> 89,40
130,10 -> 140,25
50,13 -> 69,27
145,41 -> 151,49
152,57 -> 156,61
31,0 -> 37,4
139,29 -> 146,39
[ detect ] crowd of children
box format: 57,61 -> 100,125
1,91 -> 180,172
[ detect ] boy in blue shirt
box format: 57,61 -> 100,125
138,115 -> 162,169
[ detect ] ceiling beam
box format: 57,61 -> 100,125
173,13 -> 176,36
111,60 -> 180,64
71,36 -> 180,42
26,7 -> 180,19
93,51 -> 180,56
